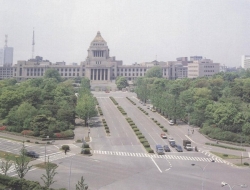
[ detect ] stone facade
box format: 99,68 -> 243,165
1,31 -> 220,81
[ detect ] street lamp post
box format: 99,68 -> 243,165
191,160 -> 215,190
221,182 -> 247,189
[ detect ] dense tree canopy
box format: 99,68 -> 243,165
115,76 -> 128,90
135,69 -> 250,143
0,70 -> 76,138
145,66 -> 162,78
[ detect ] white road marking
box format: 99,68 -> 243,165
151,157 -> 162,173
185,135 -> 195,143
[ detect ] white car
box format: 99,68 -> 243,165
168,120 -> 174,125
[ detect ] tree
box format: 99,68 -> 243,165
14,143 -> 32,178
145,66 -> 162,78
115,76 -> 128,90
41,158 -> 58,188
0,155 -> 13,175
135,77 -> 150,103
44,69 -> 62,82
76,176 -> 88,190
75,93 -> 97,126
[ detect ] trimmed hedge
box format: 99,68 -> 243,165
126,97 -> 136,105
109,96 -> 118,105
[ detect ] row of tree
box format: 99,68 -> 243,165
135,67 -> 250,143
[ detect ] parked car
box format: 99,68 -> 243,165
168,120 -> 174,125
25,151 -> 39,158
175,145 -> 183,152
160,133 -> 167,139
163,145 -> 171,152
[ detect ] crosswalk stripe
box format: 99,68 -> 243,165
92,150 -> 229,164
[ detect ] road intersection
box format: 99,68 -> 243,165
0,91 -> 249,189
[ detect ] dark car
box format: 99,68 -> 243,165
175,145 -> 183,152
26,151 -> 39,158
163,145 -> 170,152
169,141 -> 176,147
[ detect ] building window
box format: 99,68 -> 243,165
121,69 -> 123,71
69,73 -> 71,76
65,73 -> 67,76
73,69 -> 75,71
65,69 -> 67,71
61,69 -> 63,71
61,73 -> 63,76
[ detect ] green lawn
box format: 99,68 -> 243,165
210,151 -> 247,159
0,150 -> 33,162
35,162 -> 58,169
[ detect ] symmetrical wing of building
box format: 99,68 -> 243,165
0,31 -> 220,81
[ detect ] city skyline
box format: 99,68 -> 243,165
1,0 -> 249,67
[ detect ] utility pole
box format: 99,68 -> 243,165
32,28 -> 35,59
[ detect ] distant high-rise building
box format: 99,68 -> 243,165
3,47 -> 13,66
190,56 -> 203,61
0,48 -> 3,66
241,55 -> 250,69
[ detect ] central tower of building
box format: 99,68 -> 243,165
83,31 -> 122,82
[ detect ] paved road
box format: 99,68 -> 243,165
0,91 -> 249,189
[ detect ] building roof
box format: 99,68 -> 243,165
92,31 -> 106,43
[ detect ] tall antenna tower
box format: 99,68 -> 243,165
32,28 -> 35,59
4,35 -> 8,47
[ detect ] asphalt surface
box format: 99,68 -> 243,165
0,91 -> 249,190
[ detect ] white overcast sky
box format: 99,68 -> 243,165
0,0 -> 249,67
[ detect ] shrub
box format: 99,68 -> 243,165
106,129 -> 110,133
243,162 -> 249,166
162,129 -> 168,132
61,129 -> 75,138
133,128 -> 139,132
143,142 -> 150,148
81,148 -> 91,154
139,138 -> 147,143
160,125 -> 164,128
76,139 -> 82,143
35,141 -> 39,144
26,140 -> 30,142
131,125 -> 137,128
47,141 -> 51,144
146,148 -> 154,153
0,126 -> 6,131
137,135 -> 145,139
82,143 -> 90,148
21,130 -> 34,136
105,126 -> 109,130
151,118 -> 154,120
223,154 -> 228,157
62,145 -> 70,151
55,133 -> 63,138
135,132 -> 142,136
